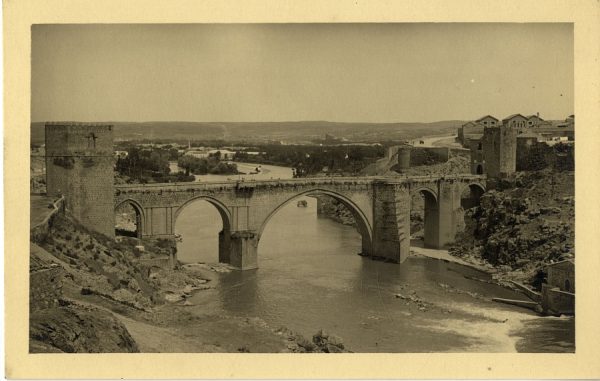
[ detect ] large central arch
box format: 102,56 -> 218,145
173,195 -> 232,231
256,188 -> 374,256
173,195 -> 233,263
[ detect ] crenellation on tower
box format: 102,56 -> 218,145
45,123 -> 115,237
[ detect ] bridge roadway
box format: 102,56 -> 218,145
115,174 -> 486,270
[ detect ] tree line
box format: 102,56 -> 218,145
235,144 -> 385,176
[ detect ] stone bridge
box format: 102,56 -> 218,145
114,175 -> 486,270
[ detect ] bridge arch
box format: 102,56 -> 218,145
173,195 -> 233,264
460,182 -> 486,209
256,188 -> 373,255
410,186 -> 438,202
410,187 -> 440,248
114,198 -> 145,238
173,195 -> 232,231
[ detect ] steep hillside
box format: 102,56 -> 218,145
30,213 -> 353,353
451,169 -> 575,287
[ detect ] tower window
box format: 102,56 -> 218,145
87,133 -> 98,148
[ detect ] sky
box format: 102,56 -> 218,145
31,23 -> 573,123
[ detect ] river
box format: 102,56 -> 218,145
173,163 -> 574,353
168,161 -> 293,182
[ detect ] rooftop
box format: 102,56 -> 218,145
502,113 -> 527,121
526,115 -> 544,120
475,115 -> 499,122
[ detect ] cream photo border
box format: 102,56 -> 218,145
4,0 -> 600,378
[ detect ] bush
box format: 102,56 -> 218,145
517,142 -> 574,172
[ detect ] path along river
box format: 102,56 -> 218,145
171,162 -> 574,352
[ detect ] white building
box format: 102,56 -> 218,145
184,150 -> 210,158
208,149 -> 236,160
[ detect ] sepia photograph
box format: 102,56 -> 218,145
5,1 -> 600,377
27,22 -> 577,354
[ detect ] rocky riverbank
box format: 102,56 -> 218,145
30,213 -> 351,353
450,169 -> 575,289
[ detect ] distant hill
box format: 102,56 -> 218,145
31,120 -> 466,145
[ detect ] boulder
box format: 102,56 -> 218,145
325,344 -> 343,353
29,304 -> 139,353
327,335 -> 345,349
297,337 -> 316,352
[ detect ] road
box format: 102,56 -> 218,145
409,134 -> 460,148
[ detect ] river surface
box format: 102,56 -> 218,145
169,161 -> 293,182
173,164 -> 574,353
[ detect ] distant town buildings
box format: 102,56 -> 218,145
459,113 -> 574,148
184,150 -> 210,159
465,113 -> 575,177
181,148 -> 236,159
501,114 -> 529,128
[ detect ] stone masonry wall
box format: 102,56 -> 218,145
481,126 -> 517,178
45,123 -> 115,237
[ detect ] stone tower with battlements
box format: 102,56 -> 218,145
45,122 -> 115,237
480,124 -> 517,178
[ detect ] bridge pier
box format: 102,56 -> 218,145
228,231 -> 258,270
435,182 -> 460,248
423,191 -> 441,248
371,183 -> 411,263
218,229 -> 231,263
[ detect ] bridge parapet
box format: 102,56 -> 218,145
114,174 -> 486,193
113,174 -> 486,270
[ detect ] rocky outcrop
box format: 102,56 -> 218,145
30,302 -> 139,353
30,240 -> 141,353
315,196 -> 357,227
29,212 -> 220,352
451,170 -> 574,287
277,328 -> 350,353
33,214 -> 170,310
